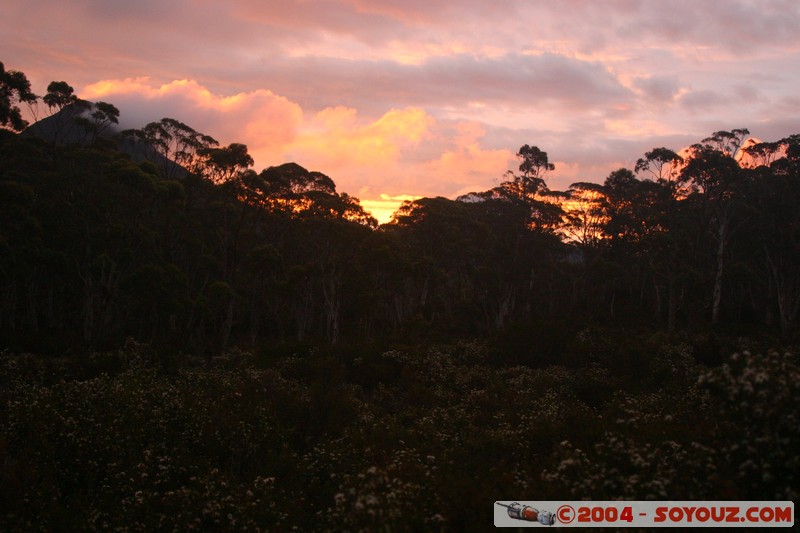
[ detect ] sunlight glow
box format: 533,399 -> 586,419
291,107 -> 433,169
361,193 -> 421,225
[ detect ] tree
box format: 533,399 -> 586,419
698,129 -> 750,158
39,80 -> 90,147
43,81 -> 80,112
749,136 -> 800,339
504,144 -> 555,198
562,182 -> 607,247
680,142 -> 746,325
74,101 -> 120,144
199,142 -> 254,184
306,192 -> 378,228
387,195 -> 555,332
245,163 -> 348,218
633,147 -> 701,331
741,140 -> 782,169
258,162 -> 337,196
635,147 -> 684,193
602,164 -> 686,330
387,197 -> 488,331
122,118 -> 219,179
0,61 -> 38,131
782,134 -> 800,161
490,145 -> 563,232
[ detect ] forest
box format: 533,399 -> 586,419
1,61 -> 799,530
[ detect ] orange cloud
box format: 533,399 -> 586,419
278,106 -> 437,202
79,78 -> 446,204
424,121 -> 514,194
85,77 -> 434,168
82,77 -> 303,161
290,106 -> 433,169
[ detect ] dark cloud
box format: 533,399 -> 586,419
755,115 -> 800,143
613,0 -> 800,55
237,52 -> 633,118
678,89 -> 729,112
634,76 -> 680,103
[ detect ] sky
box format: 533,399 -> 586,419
3,0 -> 800,222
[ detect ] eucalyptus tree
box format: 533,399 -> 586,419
42,81 -> 83,115
634,147 -> 685,198
122,118 -> 219,179
748,135 -> 800,338
680,137 -> 747,325
234,162 -> 377,343
562,181 -> 607,247
599,168 -> 669,324
0,61 -> 38,131
490,144 -> 564,232
513,144 -> 555,194
742,140 -> 783,168
198,142 -> 254,184
74,101 -> 120,145
698,129 -> 750,158
38,81 -> 90,147
388,197 -> 474,330
632,148 -> 688,331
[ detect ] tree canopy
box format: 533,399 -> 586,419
2,60 -> 800,353
0,61 -> 37,131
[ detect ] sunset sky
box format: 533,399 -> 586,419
3,0 -> 799,221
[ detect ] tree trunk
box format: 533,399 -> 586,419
220,300 -> 234,348
82,277 -> 94,342
26,278 -> 39,333
711,215 -> 729,325
667,273 -> 677,333
322,269 -> 340,344
767,251 -> 800,340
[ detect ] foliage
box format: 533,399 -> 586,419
0,61 -> 38,131
4,58 -> 800,350
2,339 -> 797,530
698,350 -> 800,500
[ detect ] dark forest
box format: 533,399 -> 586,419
2,61 -> 798,530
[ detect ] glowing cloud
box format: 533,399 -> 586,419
291,106 -> 433,169
424,121 -> 515,196
75,78 -> 452,219
361,194 -> 422,225
82,78 -> 304,162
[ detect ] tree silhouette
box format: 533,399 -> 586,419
0,61 -> 38,131
635,147 -> 684,194
502,144 -> 554,197
74,101 -> 120,144
563,182 -> 607,247
199,142 -> 254,184
122,118 -> 218,179
681,141 -> 746,324
698,129 -> 750,158
6,62 -> 800,349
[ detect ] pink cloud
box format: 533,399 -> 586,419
82,77 -> 303,162
422,121 -> 515,196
